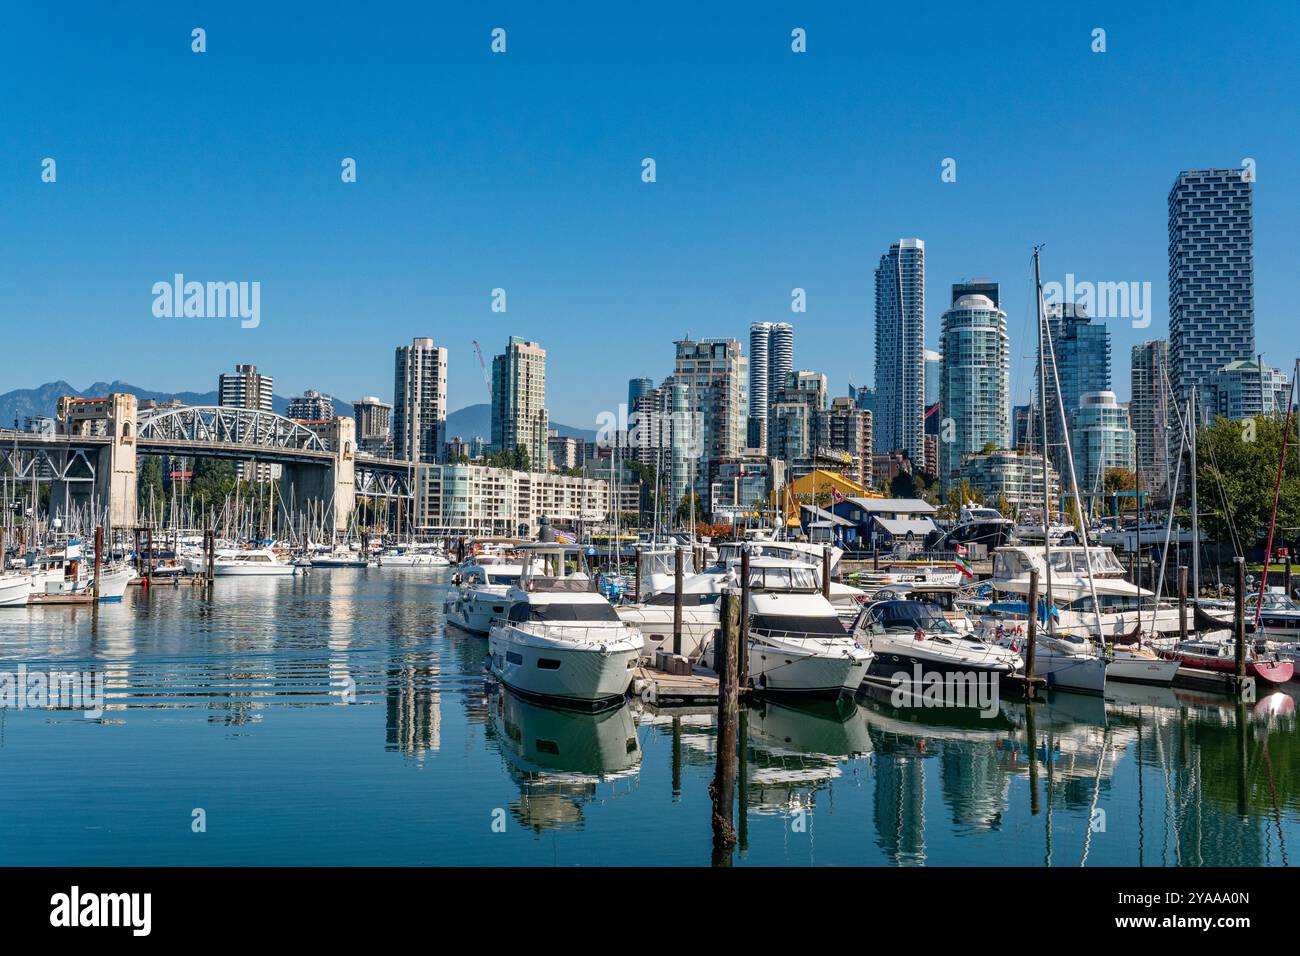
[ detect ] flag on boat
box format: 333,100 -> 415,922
954,543 -> 974,579
553,529 -> 577,544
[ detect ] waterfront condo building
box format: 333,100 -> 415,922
1168,168 -> 1255,418
414,463 -> 607,537
665,337 -> 745,505
491,336 -> 549,472
393,338 -> 448,464
874,239 -> 926,463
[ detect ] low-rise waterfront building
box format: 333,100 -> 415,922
957,447 -> 1060,513
414,463 -> 607,537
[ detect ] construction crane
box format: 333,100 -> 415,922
472,340 -> 491,400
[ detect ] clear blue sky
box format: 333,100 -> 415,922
1,1 -> 1296,427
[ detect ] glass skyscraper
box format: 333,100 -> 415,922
1070,391 -> 1135,500
938,291 -> 1009,489
1168,168 -> 1255,419
1038,303 -> 1111,477
874,239 -> 926,462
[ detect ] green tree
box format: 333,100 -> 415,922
1197,415 -> 1300,550
676,492 -> 705,525
137,456 -> 165,521
190,457 -> 235,514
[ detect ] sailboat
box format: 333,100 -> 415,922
1016,246 -> 1109,694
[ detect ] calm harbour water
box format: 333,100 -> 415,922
1,568 -> 1297,867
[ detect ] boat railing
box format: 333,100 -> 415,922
509,622 -> 635,644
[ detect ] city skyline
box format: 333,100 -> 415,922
3,4 -> 1297,428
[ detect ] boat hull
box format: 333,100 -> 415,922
1105,655 -> 1180,686
0,575 -> 31,607
748,637 -> 872,697
488,626 -> 642,707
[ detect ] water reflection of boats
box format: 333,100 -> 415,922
745,696 -> 871,815
487,686 -> 641,832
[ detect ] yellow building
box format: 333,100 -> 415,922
771,469 -> 878,526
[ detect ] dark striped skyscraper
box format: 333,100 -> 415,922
1168,168 -> 1254,418
747,321 -> 793,452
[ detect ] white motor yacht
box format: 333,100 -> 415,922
0,572 -> 32,607
856,597 -> 1022,681
704,558 -> 871,697
380,543 -> 450,568
488,544 -> 644,708
444,552 -> 530,635
212,549 -> 295,576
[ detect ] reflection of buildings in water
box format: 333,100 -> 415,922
873,751 -> 927,866
488,686 -> 641,833
385,663 -> 442,759
939,746 -> 1009,831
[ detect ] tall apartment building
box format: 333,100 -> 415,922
874,239 -> 926,461
286,389 -> 335,422
353,395 -> 393,457
1038,303 -> 1111,476
665,337 -> 745,503
491,336 -> 549,472
938,291 -> 1010,488
768,370 -> 827,466
218,363 -> 274,480
1168,168 -> 1254,418
1130,340 -> 1173,495
747,322 -> 794,452
820,396 -> 873,487
393,338 -> 448,464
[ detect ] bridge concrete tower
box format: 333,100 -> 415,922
284,417 -> 356,534
55,392 -> 139,530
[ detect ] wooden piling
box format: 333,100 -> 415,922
1287,554 -> 1295,601
1025,568 -> 1039,687
1178,565 -> 1188,643
672,546 -> 684,656
93,526 -> 103,604
710,588 -> 741,862
821,545 -> 831,600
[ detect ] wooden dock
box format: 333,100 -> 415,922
631,664 -> 720,707
29,593 -> 95,605
1172,666 -> 1250,695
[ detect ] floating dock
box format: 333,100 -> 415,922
29,593 -> 95,605
632,664 -> 720,707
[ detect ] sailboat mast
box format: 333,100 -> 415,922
1033,247 -> 1055,630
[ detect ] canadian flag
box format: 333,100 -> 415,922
831,488 -> 845,504
955,543 -> 968,556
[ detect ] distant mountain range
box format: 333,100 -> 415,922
443,403 -> 596,442
0,383 -> 596,442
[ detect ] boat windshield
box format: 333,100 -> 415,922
747,566 -> 819,591
756,545 -> 819,567
750,613 -> 847,637
863,600 -> 956,634
485,572 -> 520,586
1252,592 -> 1300,611
507,602 -> 621,623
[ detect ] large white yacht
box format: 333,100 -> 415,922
701,558 -> 871,697
488,544 -> 644,708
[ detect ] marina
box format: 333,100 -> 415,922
2,568 -> 1298,867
